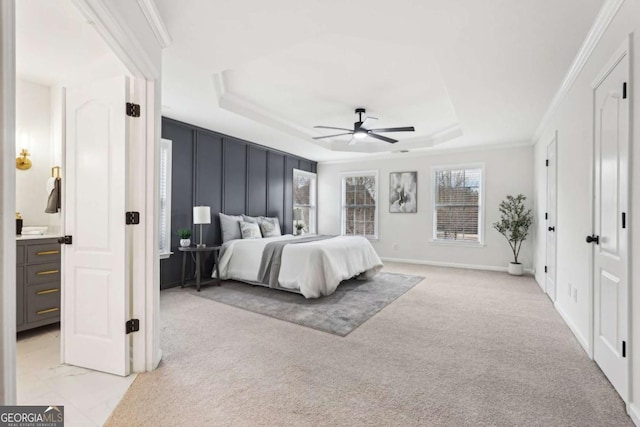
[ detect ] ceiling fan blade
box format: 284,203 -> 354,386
312,133 -> 353,140
313,126 -> 353,132
369,126 -> 415,133
348,136 -> 357,145
368,133 -> 398,144
360,116 -> 378,130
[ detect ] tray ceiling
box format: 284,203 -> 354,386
157,0 -> 604,161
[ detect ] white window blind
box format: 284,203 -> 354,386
293,169 -> 317,234
341,171 -> 378,239
159,139 -> 172,258
433,167 -> 482,242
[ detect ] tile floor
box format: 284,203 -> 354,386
17,324 -> 136,426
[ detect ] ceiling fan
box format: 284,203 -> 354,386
313,108 -> 415,145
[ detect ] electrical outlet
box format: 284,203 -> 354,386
393,243 -> 399,250
572,287 -> 578,303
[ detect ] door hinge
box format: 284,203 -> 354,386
126,211 -> 140,225
622,341 -> 626,358
125,319 -> 140,334
544,266 -> 547,273
57,235 -> 72,245
545,159 -> 549,167
622,82 -> 627,99
545,212 -> 548,220
126,102 -> 141,117
622,212 -> 626,229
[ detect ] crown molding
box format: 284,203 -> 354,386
532,0 -> 625,143
212,71 -> 311,138
72,0 -> 159,78
318,140 -> 533,165
136,0 -> 172,49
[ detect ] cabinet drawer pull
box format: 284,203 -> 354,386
36,250 -> 60,256
36,288 -> 59,295
36,307 -> 59,315
36,269 -> 59,276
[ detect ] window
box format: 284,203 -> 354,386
341,171 -> 378,239
159,138 -> 173,258
293,169 -> 317,234
433,166 -> 483,243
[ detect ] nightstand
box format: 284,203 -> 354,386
178,245 -> 221,292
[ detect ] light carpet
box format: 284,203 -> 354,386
189,272 -> 424,336
106,263 -> 632,426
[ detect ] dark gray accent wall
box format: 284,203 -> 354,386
247,147 -> 268,216
160,117 -> 317,289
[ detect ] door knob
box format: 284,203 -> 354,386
586,235 -> 599,245
548,226 -> 555,232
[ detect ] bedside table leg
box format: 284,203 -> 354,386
181,251 -> 187,288
195,252 -> 201,292
215,249 -> 221,286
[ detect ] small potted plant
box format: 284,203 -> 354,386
295,223 -> 305,235
493,194 -> 533,276
177,228 -> 192,248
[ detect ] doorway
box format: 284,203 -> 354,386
13,0 -> 138,420
2,0 -> 161,409
590,38 -> 630,402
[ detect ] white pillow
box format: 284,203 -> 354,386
260,217 -> 282,237
241,214 -> 263,224
219,213 -> 243,242
240,221 -> 262,239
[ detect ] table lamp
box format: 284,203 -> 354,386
193,206 -> 211,248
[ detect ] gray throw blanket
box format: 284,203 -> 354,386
258,235 -> 335,287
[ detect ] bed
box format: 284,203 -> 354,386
215,234 -> 383,298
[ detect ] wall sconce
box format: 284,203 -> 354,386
16,149 -> 32,170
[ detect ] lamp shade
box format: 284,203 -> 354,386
293,209 -> 303,221
193,206 -> 211,225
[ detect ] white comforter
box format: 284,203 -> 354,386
216,235 -> 383,298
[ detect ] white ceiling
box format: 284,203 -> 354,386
16,0 -> 116,87
155,0 -> 604,161
14,0 -> 605,161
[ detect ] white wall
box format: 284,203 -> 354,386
531,0 -> 640,418
318,145 -> 534,270
15,78 -> 58,229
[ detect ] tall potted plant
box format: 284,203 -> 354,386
493,194 -> 533,276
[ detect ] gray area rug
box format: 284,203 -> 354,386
190,272 -> 423,336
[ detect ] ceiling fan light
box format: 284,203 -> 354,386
353,131 -> 367,140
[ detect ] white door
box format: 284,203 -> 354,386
592,46 -> 629,401
545,136 -> 557,301
63,76 -> 131,376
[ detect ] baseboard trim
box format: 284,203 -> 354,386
554,302 -> 590,355
380,257 -> 534,275
628,403 -> 640,426
160,280 -> 182,290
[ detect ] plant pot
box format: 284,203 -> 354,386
508,262 -> 524,276
179,239 -> 191,248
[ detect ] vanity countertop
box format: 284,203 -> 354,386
16,233 -> 61,241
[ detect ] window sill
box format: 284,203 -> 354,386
428,240 -> 485,248
159,252 -> 173,260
